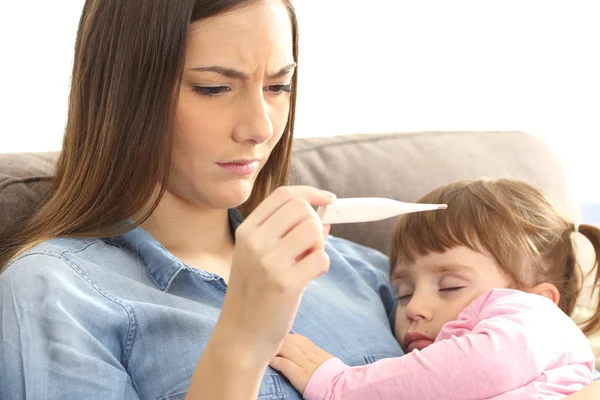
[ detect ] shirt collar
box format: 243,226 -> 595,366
108,208 -> 243,291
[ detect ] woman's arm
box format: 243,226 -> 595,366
186,186 -> 336,399
187,333 -> 268,399
0,254 -> 141,400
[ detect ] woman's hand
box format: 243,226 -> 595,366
270,333 -> 336,394
215,186 -> 336,367
187,186 -> 335,399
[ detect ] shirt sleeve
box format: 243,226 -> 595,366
303,289 -> 594,400
0,253 -> 140,400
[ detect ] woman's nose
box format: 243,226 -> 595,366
232,92 -> 274,144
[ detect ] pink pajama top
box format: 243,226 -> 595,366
304,289 -> 594,400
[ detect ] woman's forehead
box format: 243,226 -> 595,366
185,1 -> 293,71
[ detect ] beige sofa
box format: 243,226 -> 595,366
1,130 -> 597,362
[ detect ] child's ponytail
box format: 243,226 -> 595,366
576,223 -> 600,335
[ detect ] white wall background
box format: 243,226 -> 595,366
1,1 -> 599,202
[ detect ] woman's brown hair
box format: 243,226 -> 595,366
0,0 -> 299,268
390,178 -> 600,335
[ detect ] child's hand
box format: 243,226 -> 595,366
270,333 -> 336,394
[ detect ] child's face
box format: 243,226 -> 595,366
391,245 -> 513,353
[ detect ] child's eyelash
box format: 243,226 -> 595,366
396,287 -> 465,301
440,287 -> 465,292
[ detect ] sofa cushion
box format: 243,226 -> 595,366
0,152 -> 57,244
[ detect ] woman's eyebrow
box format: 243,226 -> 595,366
189,62 -> 297,80
268,63 -> 296,78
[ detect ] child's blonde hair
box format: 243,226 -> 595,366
390,178 -> 600,335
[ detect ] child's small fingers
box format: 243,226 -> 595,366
287,333 -> 314,347
270,356 -> 299,374
277,340 -> 306,360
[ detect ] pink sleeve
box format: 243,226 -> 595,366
303,289 -> 593,400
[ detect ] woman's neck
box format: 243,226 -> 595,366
141,190 -> 234,275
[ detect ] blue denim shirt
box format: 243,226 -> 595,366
0,210 -> 403,399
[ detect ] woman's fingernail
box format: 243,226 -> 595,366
322,190 -> 337,199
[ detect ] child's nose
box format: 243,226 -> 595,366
405,292 -> 433,322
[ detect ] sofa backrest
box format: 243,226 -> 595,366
289,131 -> 577,254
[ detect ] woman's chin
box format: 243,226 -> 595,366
210,180 -> 255,209
217,193 -> 251,210
167,176 -> 258,210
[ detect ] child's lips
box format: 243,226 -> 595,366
406,338 -> 434,352
403,331 -> 434,352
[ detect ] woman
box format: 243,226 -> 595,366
1,1 -> 399,399
0,1 -> 598,399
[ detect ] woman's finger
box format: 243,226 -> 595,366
294,223 -> 331,263
241,186 -> 335,230
254,196 -> 322,253
263,218 -> 325,269
322,223 -> 331,238
286,249 -> 331,288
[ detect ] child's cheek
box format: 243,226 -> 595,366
393,308 -> 408,349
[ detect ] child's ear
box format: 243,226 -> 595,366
529,283 -> 560,306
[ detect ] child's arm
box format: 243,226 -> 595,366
270,289 -> 594,400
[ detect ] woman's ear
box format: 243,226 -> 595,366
529,282 -> 560,306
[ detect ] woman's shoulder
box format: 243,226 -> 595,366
1,236 -> 137,296
3,237 -> 104,275
1,237 -> 135,334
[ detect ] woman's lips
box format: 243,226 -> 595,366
216,160 -> 259,176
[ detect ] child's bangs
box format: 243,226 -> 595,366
390,181 -> 512,268
391,195 -> 485,266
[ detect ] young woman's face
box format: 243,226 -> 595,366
391,246 -> 513,352
170,0 -> 294,210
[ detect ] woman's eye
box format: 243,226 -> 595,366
192,86 -> 231,96
265,84 -> 292,94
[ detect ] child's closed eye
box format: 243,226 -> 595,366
396,293 -> 413,305
439,286 -> 465,293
